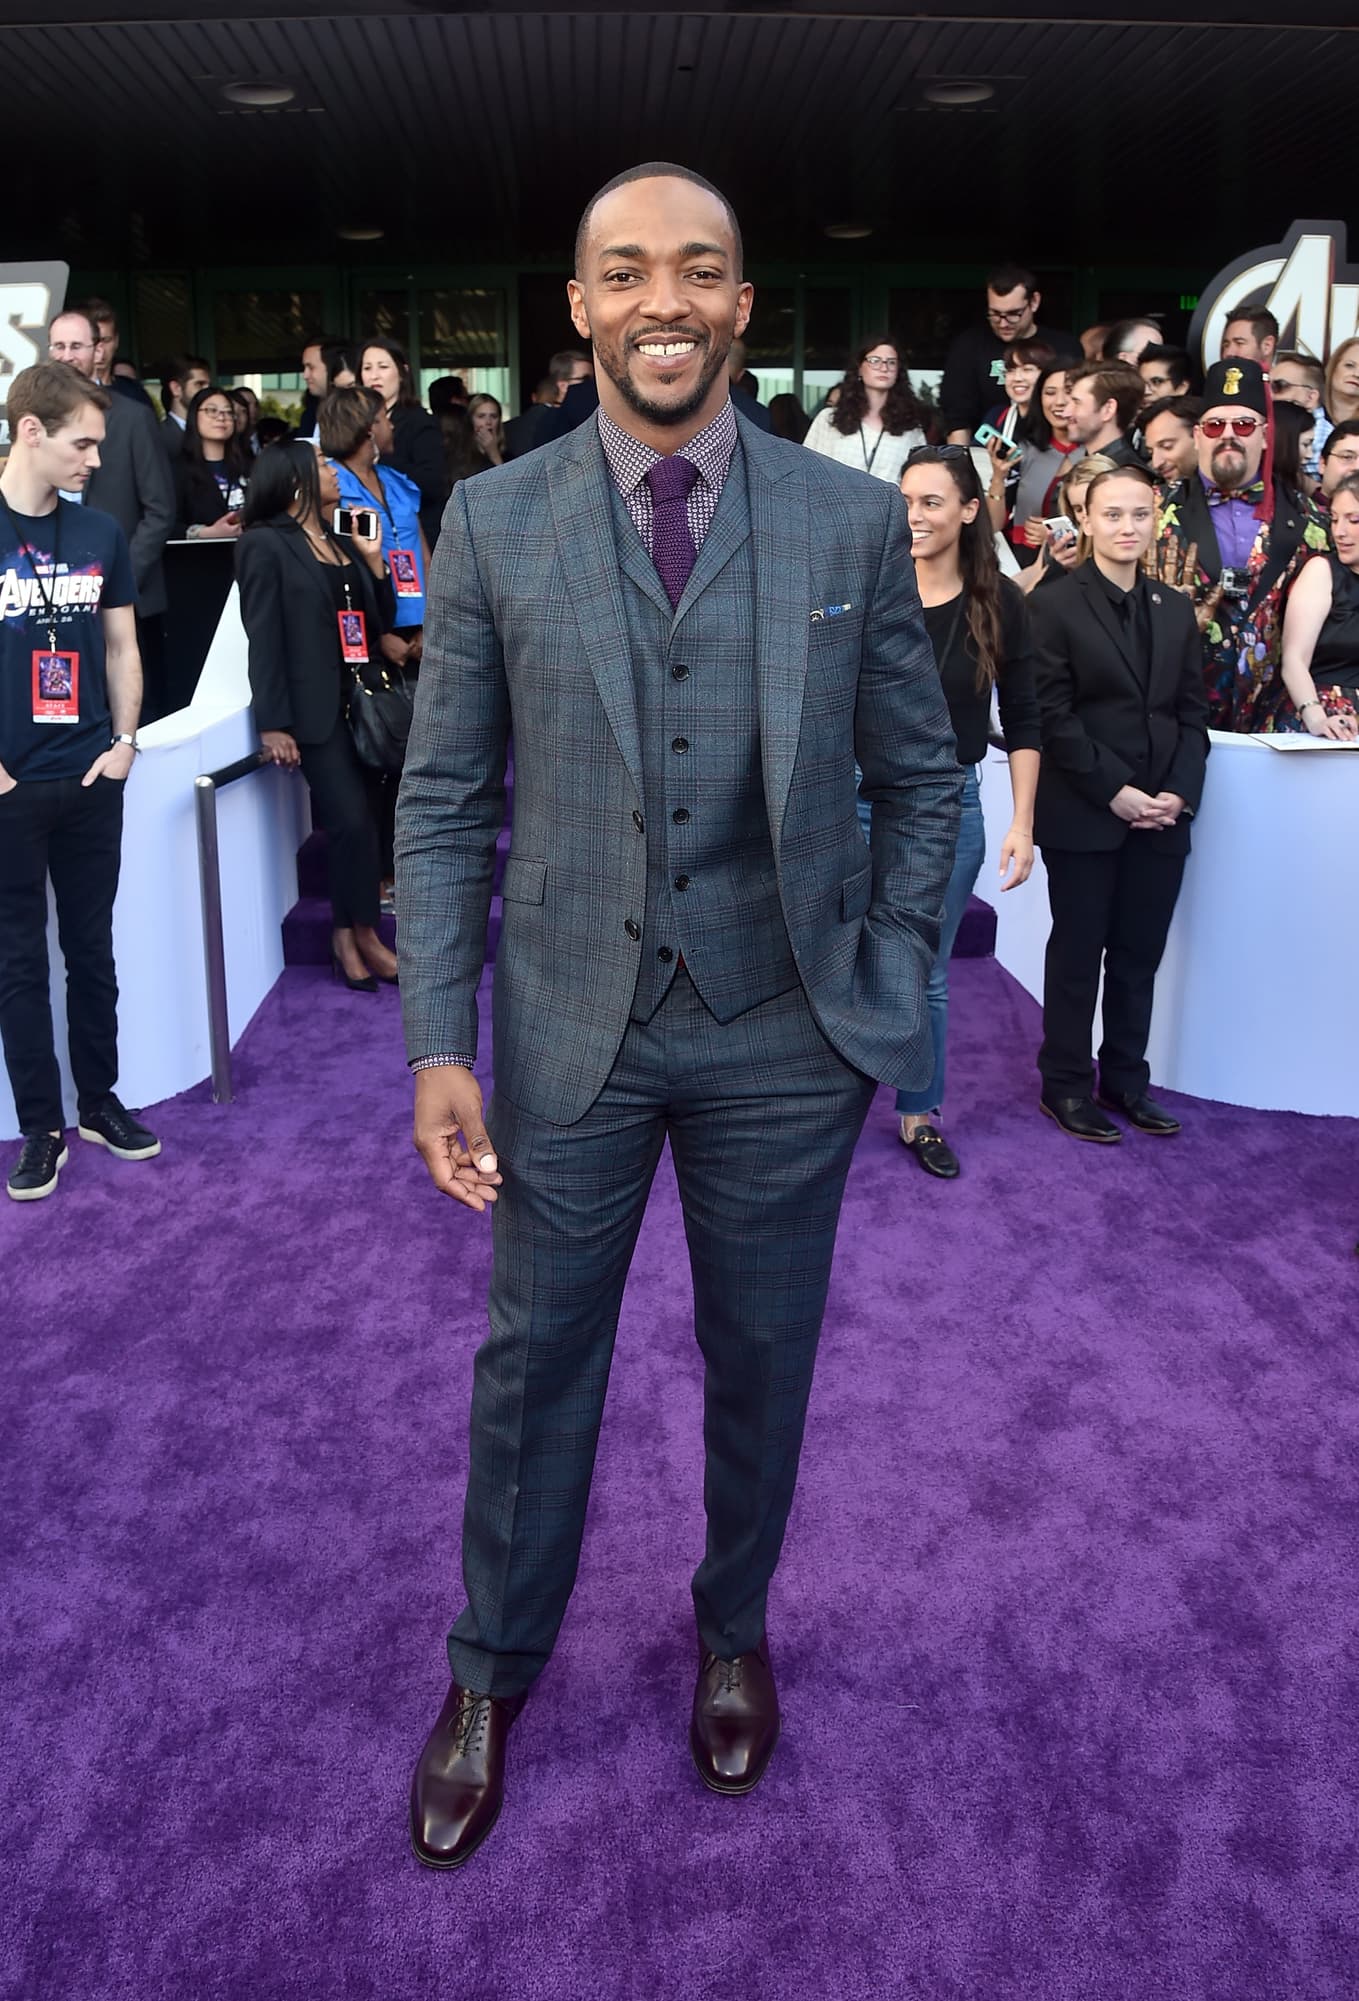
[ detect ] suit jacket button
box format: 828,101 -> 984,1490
632,809 -> 644,832
674,874 -> 690,891
625,919 -> 641,940
671,663 -> 690,681
671,736 -> 689,754
657,946 -> 674,962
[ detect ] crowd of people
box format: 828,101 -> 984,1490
3,249 -> 1357,1203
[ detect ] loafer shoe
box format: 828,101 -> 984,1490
900,1120 -> 960,1179
7,1133 -> 68,1202
690,1634 -> 780,1797
1039,1094 -> 1122,1143
1098,1090 -> 1181,1136
77,1095 -> 161,1161
410,1682 -> 525,1870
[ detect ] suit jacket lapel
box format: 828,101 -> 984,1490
547,423 -> 644,797
275,518 -> 342,613
744,420 -> 808,849
1175,476 -> 1223,580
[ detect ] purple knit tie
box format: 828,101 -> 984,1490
645,454 -> 700,608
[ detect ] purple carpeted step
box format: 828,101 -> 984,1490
282,898 -> 397,967
955,895 -> 996,959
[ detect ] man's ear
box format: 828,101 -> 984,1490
566,278 -> 590,342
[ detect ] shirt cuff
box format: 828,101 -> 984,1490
409,1054 -> 476,1072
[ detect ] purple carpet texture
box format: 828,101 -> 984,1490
3,954 -> 1357,2001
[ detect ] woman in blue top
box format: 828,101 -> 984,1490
318,387 -> 431,671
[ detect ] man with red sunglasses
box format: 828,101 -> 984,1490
1153,356 -> 1327,730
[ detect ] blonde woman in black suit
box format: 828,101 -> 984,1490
1029,463 -> 1210,1143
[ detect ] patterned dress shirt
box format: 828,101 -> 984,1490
596,398 -> 739,556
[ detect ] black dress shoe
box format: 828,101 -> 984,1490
410,1682 -> 526,1870
900,1119 -> 960,1179
1098,1090 -> 1181,1136
690,1634 -> 780,1796
1039,1094 -> 1122,1143
331,954 -> 378,993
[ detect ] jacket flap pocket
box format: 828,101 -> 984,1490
840,862 -> 872,922
500,857 -> 547,905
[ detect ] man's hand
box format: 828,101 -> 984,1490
81,740 -> 135,787
413,1065 -> 502,1213
0,760 -> 16,796
261,730 -> 301,768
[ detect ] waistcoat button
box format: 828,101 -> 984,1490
672,807 -> 690,825
671,736 -> 689,754
625,918 -> 641,940
674,874 -> 690,891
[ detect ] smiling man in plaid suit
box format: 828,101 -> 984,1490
396,162 -> 962,1869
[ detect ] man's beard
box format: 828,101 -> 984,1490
1210,444 -> 1250,490
598,329 -> 730,427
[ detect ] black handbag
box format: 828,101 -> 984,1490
347,657 -> 415,773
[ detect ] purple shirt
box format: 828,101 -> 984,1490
597,400 -> 739,557
1200,473 -> 1259,572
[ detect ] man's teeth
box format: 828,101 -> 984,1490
637,342 -> 697,357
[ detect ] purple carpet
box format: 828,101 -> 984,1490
3,957 -> 1356,2000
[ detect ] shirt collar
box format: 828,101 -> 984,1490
596,398 -> 739,500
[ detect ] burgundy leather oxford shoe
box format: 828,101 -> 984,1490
410,1682 -> 526,1869
689,1633 -> 781,1796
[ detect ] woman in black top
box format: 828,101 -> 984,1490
176,386 -> 251,541
1280,471 -> 1359,738
236,443 -> 399,990
360,337 -> 450,551
880,445 -> 1042,1179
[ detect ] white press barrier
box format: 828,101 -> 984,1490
974,733 -> 1359,1118
0,586 -> 307,1141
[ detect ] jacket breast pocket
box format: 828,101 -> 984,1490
500,857 -> 547,905
840,862 -> 872,922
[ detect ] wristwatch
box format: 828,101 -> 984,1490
111,733 -> 138,752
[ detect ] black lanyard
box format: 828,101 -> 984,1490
0,493 -> 62,648
861,426 -> 884,475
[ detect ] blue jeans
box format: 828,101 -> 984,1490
863,766 -> 986,1119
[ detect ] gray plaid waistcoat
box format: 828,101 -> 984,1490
615,458 -> 799,1024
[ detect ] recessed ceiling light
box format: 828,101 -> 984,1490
922,80 -> 995,107
337,225 -> 384,242
824,222 -> 873,241
221,80 -> 296,108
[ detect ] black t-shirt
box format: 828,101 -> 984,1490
0,497 -> 135,780
939,321 -> 1082,439
923,577 -> 1044,768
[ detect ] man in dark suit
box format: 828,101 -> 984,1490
1030,462 -> 1210,1144
48,310 -> 175,721
158,354 -> 211,460
504,347 -> 594,458
396,162 -> 962,1870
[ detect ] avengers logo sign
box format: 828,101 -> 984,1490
0,262 -> 70,383
1189,221 -> 1359,370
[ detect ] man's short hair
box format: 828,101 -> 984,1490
1273,350 -> 1325,394
1224,307 -> 1280,343
986,261 -> 1037,299
548,348 -> 589,384
7,361 -> 110,436
1103,317 -> 1162,361
301,333 -> 339,355
48,306 -> 98,344
574,162 -> 743,278
1139,342 -> 1193,384
160,352 -> 209,402
1068,360 -> 1144,434
74,295 -> 117,338
1320,417 -> 1359,459
533,376 -> 557,403
1141,393 -> 1204,432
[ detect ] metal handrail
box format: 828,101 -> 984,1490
194,748 -> 270,1103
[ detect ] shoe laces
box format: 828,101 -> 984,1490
452,1690 -> 493,1754
704,1652 -> 745,1694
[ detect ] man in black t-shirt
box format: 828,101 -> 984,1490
0,362 -> 161,1201
941,261 -> 1081,444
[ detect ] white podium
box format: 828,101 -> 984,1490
0,587 -> 307,1141
974,732 -> 1359,1117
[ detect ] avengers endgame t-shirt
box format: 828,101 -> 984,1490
0,498 -> 134,781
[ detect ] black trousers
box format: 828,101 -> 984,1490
298,721 -> 381,932
1039,841 -> 1187,1098
0,775 -> 124,1134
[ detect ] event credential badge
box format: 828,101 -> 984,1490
32,649 -> 80,723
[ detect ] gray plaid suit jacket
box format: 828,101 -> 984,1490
395,409 -> 961,1124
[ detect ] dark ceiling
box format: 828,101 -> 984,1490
5,3 -> 1358,271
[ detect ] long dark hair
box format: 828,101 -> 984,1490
767,392 -> 810,443
904,447 -> 1005,691
242,440 -> 322,528
440,406 -> 494,485
184,385 -> 251,480
1271,401 -> 1313,500
1023,363 -> 1072,452
361,336 -> 421,410
832,333 -> 922,438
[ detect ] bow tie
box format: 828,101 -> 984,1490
1206,479 -> 1264,507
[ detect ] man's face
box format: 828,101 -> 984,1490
1195,403 -> 1267,487
1143,411 -> 1197,484
1115,323 -> 1160,366
1065,378 -> 1114,444
557,356 -> 593,402
93,318 -> 117,377
1270,363 -> 1320,411
1320,434 -> 1359,497
175,367 -> 211,411
568,175 -> 752,435
301,345 -> 327,396
1221,321 -> 1275,368
48,314 -> 98,378
986,285 -> 1037,342
22,405 -> 105,490
1140,356 -> 1188,406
